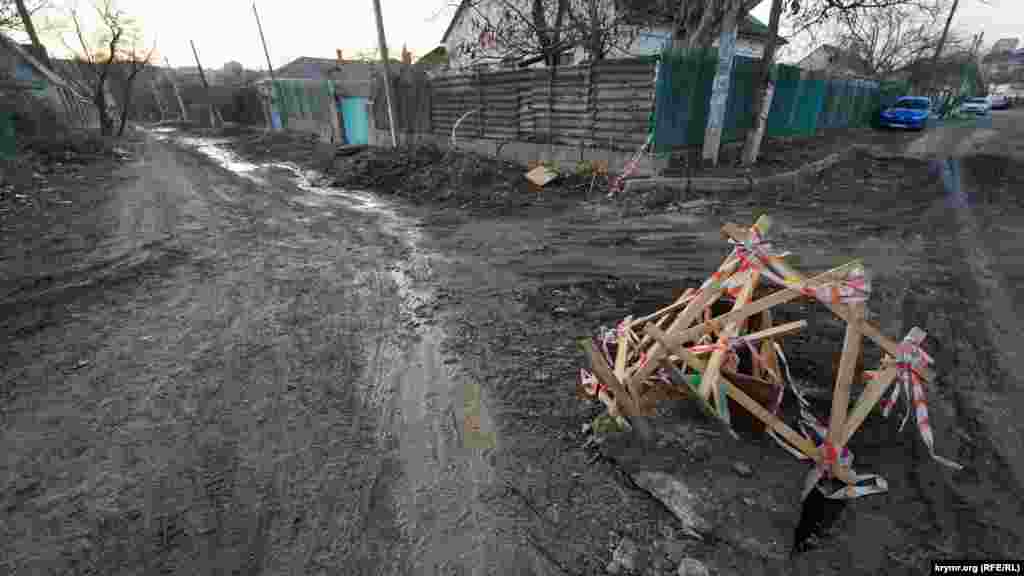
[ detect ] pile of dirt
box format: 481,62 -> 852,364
16,130 -> 125,166
663,128 -> 920,180
329,144 -> 592,214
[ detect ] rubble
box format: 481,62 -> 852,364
629,471 -> 712,539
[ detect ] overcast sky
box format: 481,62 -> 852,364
30,0 -> 1022,70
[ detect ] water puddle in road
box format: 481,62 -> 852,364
162,128 -> 502,574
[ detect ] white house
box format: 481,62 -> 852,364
440,0 -> 785,70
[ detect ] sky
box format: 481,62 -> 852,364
27,0 -> 1023,70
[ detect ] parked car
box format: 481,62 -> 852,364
989,94 -> 1010,110
879,96 -> 931,130
960,97 -> 991,115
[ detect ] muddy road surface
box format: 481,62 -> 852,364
3,114 -> 1023,576
0,128 -> 515,575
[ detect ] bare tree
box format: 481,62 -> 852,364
65,0 -> 150,136
114,38 -> 155,136
565,0 -> 639,61
454,0 -> 572,67
924,0 -> 957,91
786,0 -> 937,37
824,0 -> 958,78
670,0 -> 763,50
0,0 -> 46,33
12,0 -> 51,66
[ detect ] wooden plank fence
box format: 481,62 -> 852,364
373,58 -> 658,152
372,54 -> 882,154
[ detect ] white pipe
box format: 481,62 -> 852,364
451,108 -> 480,149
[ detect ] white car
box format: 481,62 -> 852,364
989,94 -> 1010,110
960,97 -> 991,115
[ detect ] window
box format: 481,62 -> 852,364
895,98 -> 929,110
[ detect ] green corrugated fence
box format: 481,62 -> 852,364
0,111 -> 14,159
270,79 -> 337,131
655,50 -> 881,150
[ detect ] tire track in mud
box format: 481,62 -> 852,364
917,155 -> 1024,556
168,130 -> 516,575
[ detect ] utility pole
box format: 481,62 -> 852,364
253,3 -> 277,85
927,0 -> 960,93
253,2 -> 279,132
164,57 -> 188,122
190,40 -> 221,127
371,0 -> 398,147
14,0 -> 49,68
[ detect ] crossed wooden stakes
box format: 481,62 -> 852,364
578,214 -> 937,490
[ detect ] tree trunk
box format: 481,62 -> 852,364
118,82 -> 133,137
740,0 -> 784,166
96,87 -> 112,136
14,0 -> 49,68
927,0 -> 959,94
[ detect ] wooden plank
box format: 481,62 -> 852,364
593,121 -> 651,132
827,301 -> 865,479
594,90 -> 656,101
760,308 -> 779,382
630,289 -> 697,328
579,338 -> 639,417
743,320 -> 806,343
666,260 -> 864,349
719,220 -> 935,382
627,256 -> 742,389
839,364 -> 899,447
645,323 -> 821,461
595,110 -> 654,121
615,316 -> 632,381
700,268 -> 760,403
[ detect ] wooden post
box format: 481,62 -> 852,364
163,58 -> 188,122
476,68 -> 484,139
583,60 -> 595,156
189,40 -> 221,127
371,0 -> 398,148
702,4 -> 738,166
827,302 -> 865,479
626,254 -> 743,390
253,2 -> 278,131
699,269 -> 761,406
645,323 -> 820,461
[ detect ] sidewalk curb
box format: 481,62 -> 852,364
623,148 -> 858,195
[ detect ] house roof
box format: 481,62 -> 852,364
416,46 -> 449,67
275,56 -> 344,80
798,44 -> 870,75
440,1 -> 786,45
0,32 -> 72,90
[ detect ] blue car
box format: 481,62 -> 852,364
879,96 -> 932,130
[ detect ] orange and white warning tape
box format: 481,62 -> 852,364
767,343 -> 888,501
881,327 -> 963,471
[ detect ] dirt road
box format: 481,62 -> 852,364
0,129 -> 516,575
2,113 -> 1022,576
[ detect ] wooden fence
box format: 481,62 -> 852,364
372,54 -> 888,154
373,58 -> 659,152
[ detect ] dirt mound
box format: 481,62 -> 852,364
329,144 -> 596,214
17,130 -> 120,165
